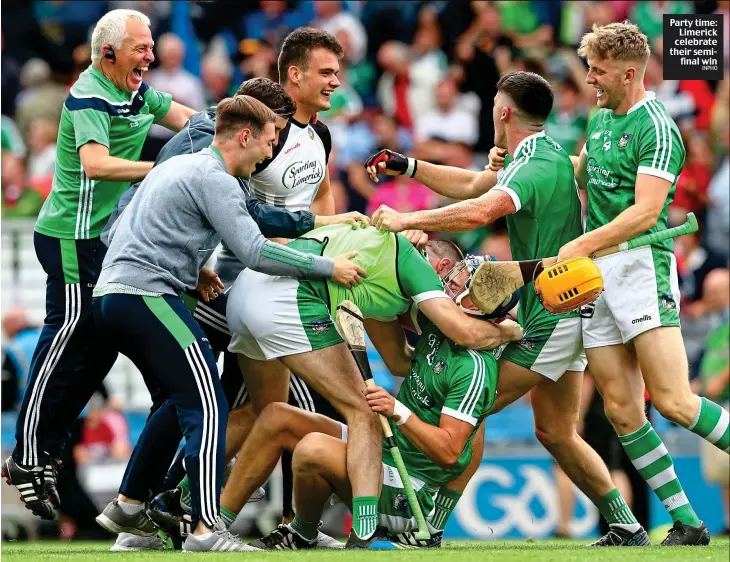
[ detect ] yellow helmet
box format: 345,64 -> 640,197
534,257 -> 604,314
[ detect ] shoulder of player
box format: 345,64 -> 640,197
633,98 -> 682,137
310,117 -> 330,138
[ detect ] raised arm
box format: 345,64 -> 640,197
364,149 -> 499,200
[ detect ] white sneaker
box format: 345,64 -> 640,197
183,529 -> 261,552
314,531 -> 344,549
110,532 -> 166,551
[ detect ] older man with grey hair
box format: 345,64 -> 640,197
1,8 -> 195,521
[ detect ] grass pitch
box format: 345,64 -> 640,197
1,538 -> 728,562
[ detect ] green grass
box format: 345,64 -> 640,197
1,538 -> 728,562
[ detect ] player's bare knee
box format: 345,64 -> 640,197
292,433 -> 330,473
652,392 -> 698,427
258,402 -> 298,437
603,398 -> 645,435
535,422 -> 573,452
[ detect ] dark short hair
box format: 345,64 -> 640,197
426,239 -> 464,263
235,77 -> 296,117
497,71 -> 554,122
278,27 -> 344,84
215,95 -> 276,140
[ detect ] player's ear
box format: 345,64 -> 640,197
288,65 -> 299,85
239,128 -> 250,147
624,66 -> 636,85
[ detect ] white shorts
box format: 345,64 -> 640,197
226,269 -> 342,360
501,317 -> 587,381
583,246 -> 681,349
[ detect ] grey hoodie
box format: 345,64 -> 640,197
96,147 -> 334,296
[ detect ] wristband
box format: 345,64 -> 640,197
405,158 -> 418,178
393,399 -> 412,426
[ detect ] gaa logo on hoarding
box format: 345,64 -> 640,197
454,463 -> 598,538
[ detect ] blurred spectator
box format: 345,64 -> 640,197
376,14 -> 447,130
201,52 -> 234,106
696,268 -> 730,536
413,77 -> 478,168
671,134 -> 713,225
1,307 -> 41,412
239,39 -> 279,82
74,394 -> 132,464
366,174 -> 437,217
677,229 -> 728,380
710,77 -> 729,156
454,2 -> 512,156
705,125 -> 730,260
495,0 -> 557,49
1,30 -> 22,117
1,115 -> 41,218
242,1 -> 311,49
630,1 -> 694,44
14,58 -> 67,143
313,1 -> 368,64
643,52 -> 697,131
339,112 -> 412,213
143,33 -> 206,159
334,28 -> 376,101
545,77 -> 588,156
26,117 -> 58,201
70,43 -> 92,85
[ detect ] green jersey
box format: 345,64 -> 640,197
1,116 -> 26,158
582,92 -> 685,253
495,131 -> 584,329
35,65 -> 172,240
288,224 -> 448,319
391,310 -> 498,486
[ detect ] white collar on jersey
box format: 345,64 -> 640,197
627,91 -> 657,115
512,130 -> 545,159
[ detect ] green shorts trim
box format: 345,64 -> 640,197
651,248 -> 680,328
296,280 -> 344,351
377,457 -> 439,535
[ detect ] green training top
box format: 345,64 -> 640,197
35,65 -> 172,240
287,224 -> 448,320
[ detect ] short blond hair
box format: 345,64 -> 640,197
215,95 -> 276,140
578,20 -> 650,66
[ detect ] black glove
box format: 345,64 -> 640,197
364,149 -> 417,177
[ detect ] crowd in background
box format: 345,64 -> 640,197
1,0 -> 729,538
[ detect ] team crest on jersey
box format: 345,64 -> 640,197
591,131 -> 601,140
432,359 -> 447,374
308,319 -> 332,334
307,127 -> 315,140
393,493 -> 409,512
618,133 -> 632,148
661,293 -> 677,311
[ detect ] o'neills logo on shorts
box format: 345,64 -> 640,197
282,160 -> 324,190
632,314 -> 652,325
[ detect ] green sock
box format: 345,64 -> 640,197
352,496 -> 379,539
220,506 -> 237,529
619,422 -> 701,526
688,397 -> 730,453
289,515 -> 319,541
596,488 -> 640,532
178,476 -> 191,510
431,487 -> 462,531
